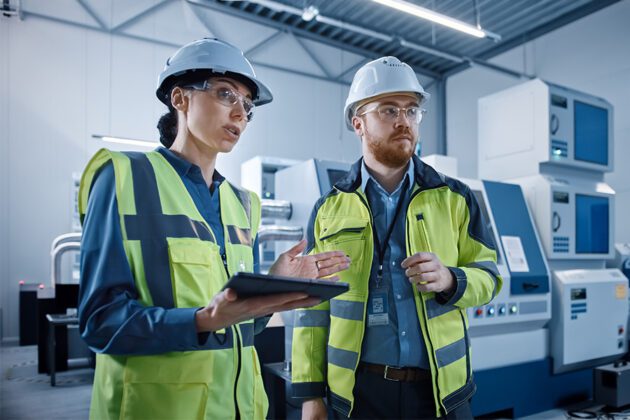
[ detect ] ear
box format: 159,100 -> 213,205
170,87 -> 188,112
351,115 -> 364,137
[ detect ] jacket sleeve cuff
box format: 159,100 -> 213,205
292,382 -> 327,399
436,267 -> 467,305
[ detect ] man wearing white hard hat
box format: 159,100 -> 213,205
291,57 -> 502,419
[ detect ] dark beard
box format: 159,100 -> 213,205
366,132 -> 417,167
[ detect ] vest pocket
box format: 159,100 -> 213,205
167,238 -> 225,307
121,352 -> 214,419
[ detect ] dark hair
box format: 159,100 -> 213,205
156,70 -> 257,148
157,103 -> 178,148
156,70 -> 214,148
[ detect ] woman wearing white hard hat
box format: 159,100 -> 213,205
77,38 -> 350,419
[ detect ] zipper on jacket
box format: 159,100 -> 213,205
459,311 -> 471,383
221,252 -> 242,420
406,190 -> 445,415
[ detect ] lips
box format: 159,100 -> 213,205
223,124 -> 241,138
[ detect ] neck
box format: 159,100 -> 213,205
363,154 -> 409,193
170,134 -> 218,187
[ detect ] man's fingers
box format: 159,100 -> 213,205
401,252 -> 434,268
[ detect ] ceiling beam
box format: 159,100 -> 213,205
442,0 -> 622,78
186,0 -> 441,79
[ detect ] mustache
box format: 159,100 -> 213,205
390,128 -> 413,139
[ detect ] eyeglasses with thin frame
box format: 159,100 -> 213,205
185,80 -> 255,122
357,104 -> 426,125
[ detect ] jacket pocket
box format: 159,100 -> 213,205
167,238 -> 225,307
318,217 -> 368,243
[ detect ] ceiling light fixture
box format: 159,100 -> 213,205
92,134 -> 158,148
301,5 -> 319,21
371,0 -> 501,41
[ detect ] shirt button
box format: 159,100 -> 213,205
396,294 -> 402,300
392,261 -> 396,266
401,331 -> 407,336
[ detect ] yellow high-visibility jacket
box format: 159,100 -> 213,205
292,155 -> 502,417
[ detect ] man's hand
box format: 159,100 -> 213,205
302,398 -> 328,420
269,239 -> 351,281
195,288 -> 320,333
401,252 -> 455,294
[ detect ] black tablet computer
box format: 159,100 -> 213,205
223,272 -> 349,302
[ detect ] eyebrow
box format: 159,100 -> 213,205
379,100 -> 420,107
212,78 -> 253,100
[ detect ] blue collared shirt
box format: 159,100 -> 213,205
78,147 -> 260,355
359,159 -> 430,368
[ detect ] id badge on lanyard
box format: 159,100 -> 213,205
367,273 -> 390,327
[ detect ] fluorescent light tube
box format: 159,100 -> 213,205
372,0 -> 500,40
92,135 -> 158,148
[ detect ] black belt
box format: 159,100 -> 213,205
358,362 -> 431,382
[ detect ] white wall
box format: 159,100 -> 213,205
0,3 -> 440,339
447,0 -> 630,243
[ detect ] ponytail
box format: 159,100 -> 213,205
157,103 -> 178,148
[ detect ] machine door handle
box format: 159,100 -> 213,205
522,282 -> 540,291
550,114 -> 559,135
552,211 -> 561,232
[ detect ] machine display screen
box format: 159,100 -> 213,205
327,169 -> 348,187
472,190 -> 502,264
571,288 -> 587,300
574,101 -> 608,166
575,194 -> 609,254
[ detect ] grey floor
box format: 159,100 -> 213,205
0,341 -> 92,420
1,340 -> 622,420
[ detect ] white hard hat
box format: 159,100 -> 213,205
343,56 -> 430,130
156,38 -> 273,106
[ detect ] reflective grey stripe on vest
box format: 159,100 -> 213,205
465,261 -> 500,298
295,310 -> 330,327
328,345 -> 358,370
330,300 -> 363,321
425,298 -> 457,319
229,183 -> 251,222
239,322 -> 255,347
124,152 -> 214,309
435,337 -> 467,368
227,225 -> 252,246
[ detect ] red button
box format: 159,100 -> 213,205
476,308 -> 483,316
619,327 -> 625,335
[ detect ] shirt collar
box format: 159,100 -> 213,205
156,147 -> 225,184
360,158 -> 415,196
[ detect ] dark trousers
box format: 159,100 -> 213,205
333,369 -> 473,420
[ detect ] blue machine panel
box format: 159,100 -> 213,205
574,101 -> 608,166
483,181 -> 549,295
575,194 -> 609,254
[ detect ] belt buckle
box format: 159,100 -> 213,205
383,365 -> 401,381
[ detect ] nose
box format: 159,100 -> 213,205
230,99 -> 247,121
394,110 -> 412,127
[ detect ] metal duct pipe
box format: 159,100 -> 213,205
261,199 -> 292,220
51,232 -> 82,252
257,225 -> 303,242
50,242 -> 81,289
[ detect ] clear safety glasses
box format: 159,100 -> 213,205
187,80 -> 255,122
358,104 -> 427,125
